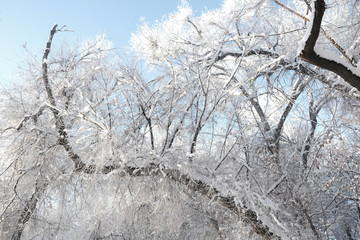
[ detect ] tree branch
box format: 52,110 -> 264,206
273,0 -> 356,67
121,163 -> 281,239
14,105 -> 46,131
215,50 -> 360,99
299,0 -> 360,91
11,174 -> 48,240
273,76 -> 311,145
140,104 -> 155,150
41,24 -> 86,171
301,87 -> 320,169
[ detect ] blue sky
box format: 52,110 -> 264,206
0,0 -> 222,85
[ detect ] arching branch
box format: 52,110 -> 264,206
122,163 -> 281,239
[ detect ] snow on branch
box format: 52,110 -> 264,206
266,175 -> 286,195
117,163 -> 281,240
57,161 -> 282,238
41,24 -> 86,171
299,0 -> 360,91
212,48 -> 360,100
274,0 -> 355,67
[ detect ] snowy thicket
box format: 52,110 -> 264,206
22,174 -> 259,239
1,0 -> 360,239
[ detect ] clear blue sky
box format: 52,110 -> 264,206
0,0 -> 221,85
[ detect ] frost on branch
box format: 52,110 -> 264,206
20,164 -> 277,240
1,1 -> 360,239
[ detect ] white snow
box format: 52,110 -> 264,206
297,1 -> 315,56
297,0 -> 360,80
314,45 -> 360,78
266,174 -> 286,195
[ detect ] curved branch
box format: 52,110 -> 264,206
122,163 -> 281,239
273,0 -> 356,67
299,0 -> 360,91
41,24 -> 85,171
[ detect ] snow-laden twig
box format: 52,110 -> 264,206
119,162 -> 281,239
0,195 -> 16,219
266,175 -> 286,195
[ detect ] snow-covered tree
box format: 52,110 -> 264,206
1,0 -> 360,239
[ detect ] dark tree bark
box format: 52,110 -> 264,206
140,104 -> 155,150
301,96 -> 319,169
41,24 -> 86,171
299,0 -> 360,91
